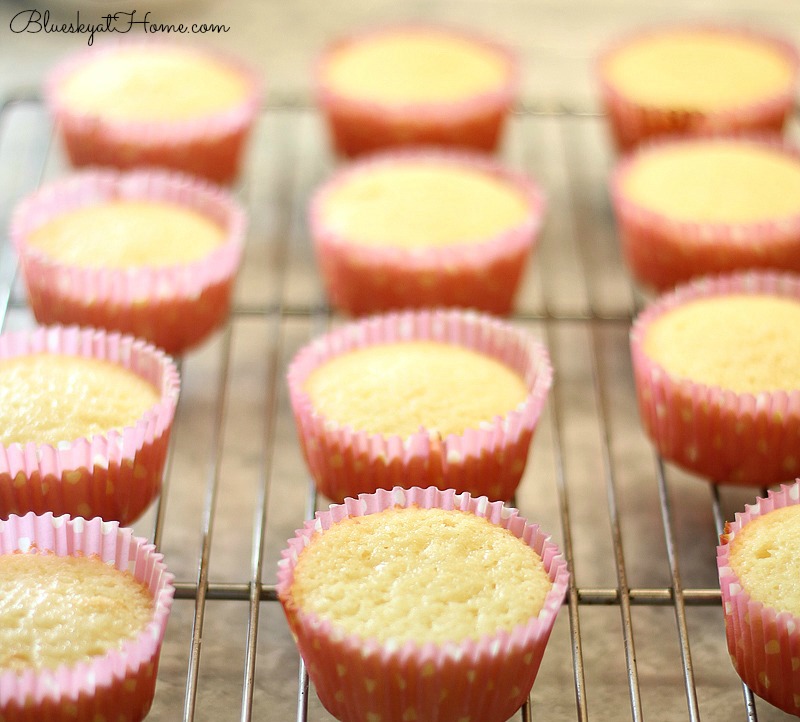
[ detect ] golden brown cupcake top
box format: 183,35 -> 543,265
27,200 -> 226,269
729,504 -> 800,615
604,29 -> 794,111
322,29 -> 510,104
0,551 -> 153,672
622,142 -> 800,223
303,341 -> 528,437
0,354 -> 160,446
643,295 -> 800,393
321,162 -> 529,248
290,506 -> 551,644
60,46 -> 250,121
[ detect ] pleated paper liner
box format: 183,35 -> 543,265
278,486 -> 569,722
718,481 -> 800,716
0,511 -> 175,722
45,39 -> 263,184
287,308 -> 552,502
11,168 -> 246,355
310,148 -> 545,316
630,271 -> 800,486
316,24 -> 518,157
0,325 -> 180,525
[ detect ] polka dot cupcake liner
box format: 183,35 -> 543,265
287,308 -> 552,503
597,26 -> 799,153
630,271 -> 800,486
45,39 -> 263,185
0,325 -> 180,526
277,485 -> 569,722
310,148 -> 546,316
718,481 -> 800,715
11,168 -> 246,355
316,25 -> 519,157
611,135 -> 800,292
0,512 -> 174,722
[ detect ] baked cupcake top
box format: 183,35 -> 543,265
728,503 -> 800,615
602,28 -> 795,111
321,28 -> 512,105
0,354 -> 160,446
620,140 -> 800,224
642,294 -> 800,393
303,340 -> 528,437
58,45 -> 251,121
319,160 -> 530,248
26,199 -> 226,269
0,550 -> 153,672
290,505 -> 551,644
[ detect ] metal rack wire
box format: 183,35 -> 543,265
0,93 -> 796,722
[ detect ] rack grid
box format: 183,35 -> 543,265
0,93 -> 796,722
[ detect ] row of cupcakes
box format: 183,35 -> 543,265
40,24 -> 800,175
2,31 -> 548,722
9,19 -> 800,715
36,26 -> 800,321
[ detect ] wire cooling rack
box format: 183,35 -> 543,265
0,92 -> 798,722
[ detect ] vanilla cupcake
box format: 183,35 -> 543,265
718,481 -> 800,715
316,26 -> 518,157
630,271 -> 800,486
598,26 -> 799,151
0,511 -> 174,722
11,169 -> 246,355
45,40 -> 262,184
278,486 -> 569,722
287,309 -> 552,502
612,137 -> 800,290
0,325 -> 179,525
310,149 -> 545,316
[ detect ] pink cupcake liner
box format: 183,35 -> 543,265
310,148 -> 546,316
718,481 -> 800,715
45,39 -> 263,185
612,135 -> 800,291
0,325 -> 180,525
630,270 -> 800,486
11,168 -> 246,355
0,512 -> 174,722
316,25 -> 518,157
278,486 -> 569,722
287,309 -> 552,503
597,26 -> 799,153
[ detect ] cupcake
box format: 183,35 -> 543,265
316,25 -> 518,157
0,325 -> 179,525
277,486 -> 569,722
310,149 -> 545,316
718,481 -> 800,715
612,136 -> 800,291
287,309 -> 552,503
45,40 -> 262,184
11,168 -> 246,355
0,511 -> 174,722
597,26 -> 799,151
630,271 -> 800,486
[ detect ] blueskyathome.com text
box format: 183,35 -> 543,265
9,10 -> 231,46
